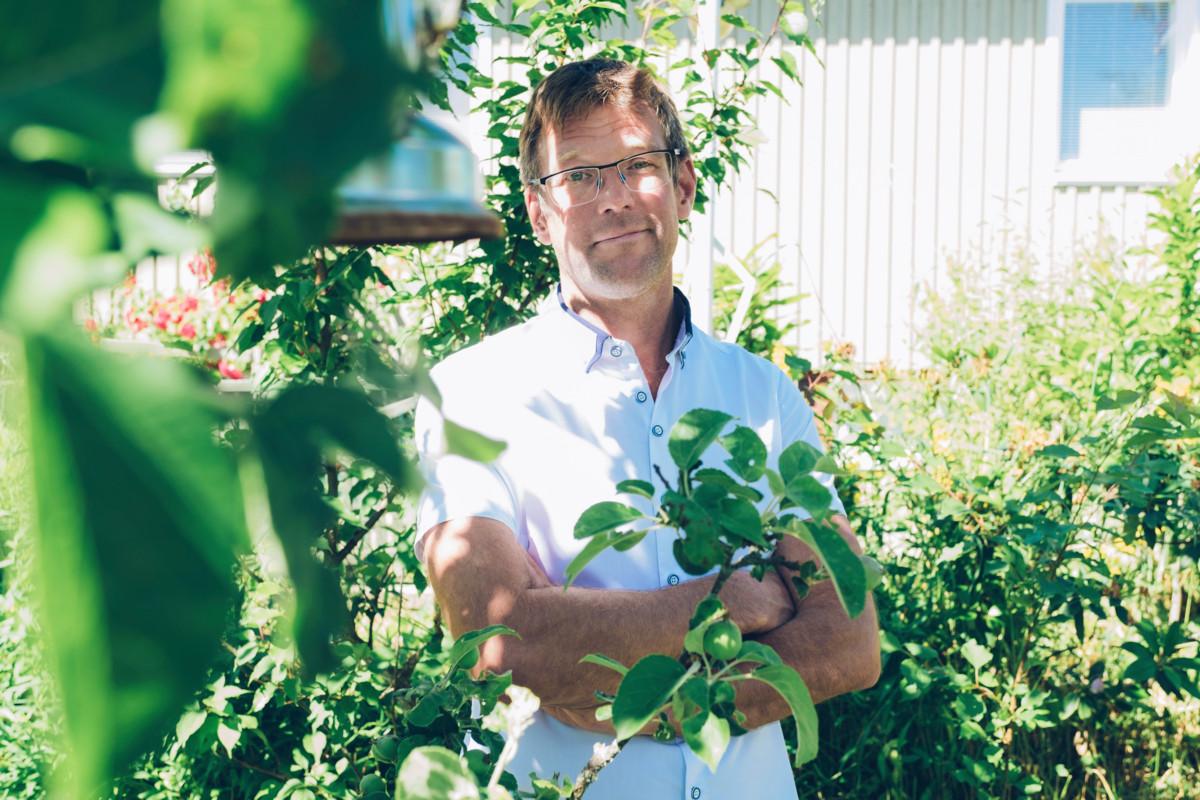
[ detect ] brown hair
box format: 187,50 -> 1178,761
518,58 -> 690,185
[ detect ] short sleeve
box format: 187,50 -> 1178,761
777,370 -> 847,519
413,395 -> 520,562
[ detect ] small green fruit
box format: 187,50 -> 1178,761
457,646 -> 480,670
359,773 -> 386,796
371,735 -> 399,763
703,620 -> 743,661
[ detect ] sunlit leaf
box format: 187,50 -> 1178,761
573,501 -> 643,539
669,409 -> 733,470
395,746 -> 481,800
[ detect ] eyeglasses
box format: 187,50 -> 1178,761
529,148 -> 682,210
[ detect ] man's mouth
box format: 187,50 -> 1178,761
594,229 -> 648,246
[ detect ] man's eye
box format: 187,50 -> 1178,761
628,160 -> 655,171
566,171 -> 590,183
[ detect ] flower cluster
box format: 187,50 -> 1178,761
87,250 -> 257,382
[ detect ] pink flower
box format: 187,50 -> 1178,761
255,288 -> 273,304
182,295 -> 199,312
218,359 -> 244,380
154,310 -> 170,330
209,333 -> 227,348
179,323 -> 196,340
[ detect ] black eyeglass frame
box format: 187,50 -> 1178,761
527,148 -> 684,199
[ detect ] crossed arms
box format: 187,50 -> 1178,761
422,513 -> 880,735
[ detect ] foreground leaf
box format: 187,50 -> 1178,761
24,331 -> 248,798
395,746 -> 481,800
612,655 -> 690,740
669,409 -> 733,471
574,501 -> 644,539
447,625 -> 518,671
750,664 -> 818,766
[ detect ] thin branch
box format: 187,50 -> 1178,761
333,495 -> 395,563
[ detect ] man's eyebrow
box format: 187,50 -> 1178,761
553,145 -> 658,167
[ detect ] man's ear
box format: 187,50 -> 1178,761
675,155 -> 698,222
525,187 -> 552,245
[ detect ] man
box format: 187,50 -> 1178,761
414,58 -> 880,799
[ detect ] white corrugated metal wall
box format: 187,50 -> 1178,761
460,0 -> 1189,366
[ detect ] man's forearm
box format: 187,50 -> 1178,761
476,571 -> 785,708
733,578 -> 881,730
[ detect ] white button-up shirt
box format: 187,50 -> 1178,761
415,288 -> 843,799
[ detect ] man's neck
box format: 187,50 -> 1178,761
561,279 -> 679,394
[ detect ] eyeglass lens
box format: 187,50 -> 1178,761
545,151 -> 673,209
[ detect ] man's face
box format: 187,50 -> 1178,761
525,103 -> 697,303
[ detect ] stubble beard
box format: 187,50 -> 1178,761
574,228 -> 676,302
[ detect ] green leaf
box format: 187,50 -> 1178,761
962,639 -> 993,670
1037,444 -> 1081,459
684,595 -> 726,654
860,554 -> 886,591
580,653 -> 629,677
616,479 -> 655,499
954,692 -> 986,720
447,625 -> 517,671
765,468 -> 786,497
786,475 -> 833,515
735,640 -> 783,666
574,501 -> 644,539
265,384 -> 415,488
720,425 -> 767,482
778,439 -> 821,485
813,453 -> 846,475
750,664 -> 818,766
395,746 -> 481,800
443,419 -> 507,463
24,331 -> 247,799
682,706 -> 730,772
1096,389 -> 1140,410
801,520 -> 867,617
718,496 -> 767,547
1123,658 -> 1156,683
612,655 -> 690,740
216,720 -> 240,757
175,709 -> 207,748
564,533 -> 618,587
669,409 -> 733,470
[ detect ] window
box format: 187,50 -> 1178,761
1060,2 -> 1170,160
1051,0 -> 1200,184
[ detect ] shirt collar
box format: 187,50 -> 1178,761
542,284 -> 694,372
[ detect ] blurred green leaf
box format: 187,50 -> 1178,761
24,331 -> 247,798
443,419 -> 506,463
395,746 -> 480,800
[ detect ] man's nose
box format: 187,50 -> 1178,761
594,164 -> 633,211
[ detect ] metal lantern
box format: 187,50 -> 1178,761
330,0 -> 503,245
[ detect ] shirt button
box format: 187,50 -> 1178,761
691,787 -> 701,799
610,345 -> 623,358
635,390 -> 648,403
667,574 -> 680,586
651,424 -> 664,437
